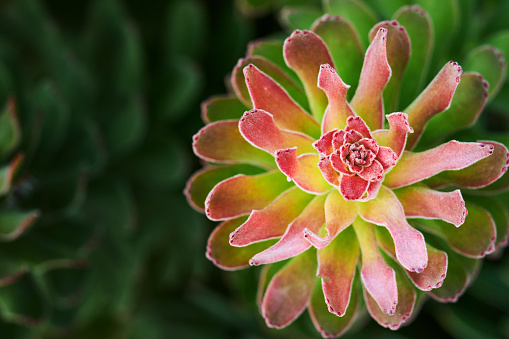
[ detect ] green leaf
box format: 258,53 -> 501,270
417,73 -> 488,149
308,276 -> 360,337
464,194 -> 509,250
487,30 -> 509,79
311,14 -> 364,97
158,57 -> 202,121
0,210 -> 39,242
247,39 -> 301,85
415,0 -> 460,73
0,273 -> 44,327
0,99 -> 20,161
29,81 -> 70,161
463,45 -> 506,101
417,203 -> 496,258
97,96 -> 146,160
279,6 -> 323,31
185,164 -> 266,212
166,0 -> 206,58
201,95 -> 248,123
0,154 -> 23,197
325,0 -> 378,48
393,5 -> 434,110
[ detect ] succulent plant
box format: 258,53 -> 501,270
187,1 -> 509,337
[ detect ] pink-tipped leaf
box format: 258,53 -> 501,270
359,186 -> 428,273
284,30 -> 333,122
230,186 -> 313,246
376,227 -> 448,291
353,217 -> 398,315
317,226 -> 359,317
394,184 -> 467,226
244,64 -> 320,138
405,61 -> 462,149
317,64 -> 354,133
276,149 -> 332,194
193,120 -> 275,168
350,27 -> 391,131
249,193 -> 327,265
206,216 -> 276,270
424,141 -> 509,189
262,249 -> 317,329
312,15 -> 364,95
369,21 -> 410,114
239,109 -> 316,155
304,189 -> 358,249
205,171 -> 292,221
384,141 -> 495,189
372,112 -> 413,160
363,252 -> 416,330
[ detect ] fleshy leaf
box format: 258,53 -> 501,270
393,5 -> 434,109
316,64 -> 354,133
201,95 -> 247,123
351,28 -> 391,131
284,30 -> 333,122
279,6 -> 323,31
247,39 -> 301,86
376,227 -> 447,291
244,64 -> 320,138
384,141 -> 495,189
317,226 -> 359,316
239,109 -> 316,155
309,276 -> 360,338
358,186 -> 428,273
372,112 -> 413,159
394,184 -> 467,227
369,21 -> 410,114
428,245 -> 480,302
463,45 -> 506,100
249,193 -> 326,265
487,31 -> 509,79
0,272 -> 44,327
0,210 -> 40,242
417,72 -> 488,147
0,153 -> 23,197
261,249 -> 317,329
417,203 -> 496,258
206,216 -> 276,270
232,56 -> 307,109
0,98 -> 21,161
364,252 -> 416,330
464,194 -> 509,250
304,189 -> 358,249
276,150 -> 331,194
230,186 -> 314,246
404,61 -> 462,150
185,164 -> 266,212
423,141 -> 509,190
415,0 -> 459,72
193,120 -> 275,167
205,171 -> 292,221
312,15 -> 364,96
353,217 -> 397,315
325,0 -> 378,48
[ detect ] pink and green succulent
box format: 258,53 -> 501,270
186,5 -> 509,338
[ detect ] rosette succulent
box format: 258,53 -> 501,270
186,3 -> 509,338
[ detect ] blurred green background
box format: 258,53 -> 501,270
0,0 -> 507,338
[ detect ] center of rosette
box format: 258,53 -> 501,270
313,116 -> 397,201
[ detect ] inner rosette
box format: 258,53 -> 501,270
314,116 -> 397,201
